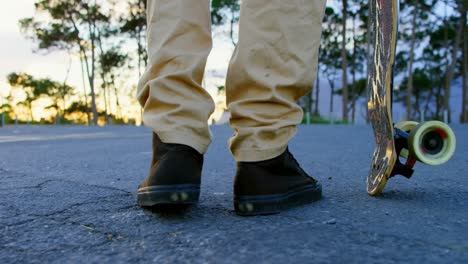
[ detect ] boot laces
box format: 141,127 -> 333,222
287,149 -> 303,171
287,148 -> 314,181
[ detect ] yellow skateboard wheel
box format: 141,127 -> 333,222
408,121 -> 456,166
395,121 -> 419,132
395,121 -> 419,159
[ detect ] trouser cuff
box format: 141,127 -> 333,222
231,145 -> 288,162
155,129 -> 211,155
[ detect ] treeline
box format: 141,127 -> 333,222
303,0 -> 467,124
2,0 -> 147,125
1,0 -> 466,126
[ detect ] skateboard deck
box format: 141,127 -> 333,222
367,0 -> 456,196
367,0 -> 399,195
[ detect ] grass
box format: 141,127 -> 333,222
301,115 -> 348,125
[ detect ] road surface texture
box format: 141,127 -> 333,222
1,125 -> 467,263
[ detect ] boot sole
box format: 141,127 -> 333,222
137,184 -> 200,207
234,184 -> 322,216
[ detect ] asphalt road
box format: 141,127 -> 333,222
1,124 -> 467,263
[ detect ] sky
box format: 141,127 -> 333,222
0,0 -> 463,124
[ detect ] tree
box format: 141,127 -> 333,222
0,92 -> 14,126
211,0 -> 240,46
343,78 -> 367,123
20,0 -> 113,125
348,0 -> 368,123
0,98 -> 12,116
462,16 -> 468,123
320,7 -> 342,121
65,101 -> 91,124
341,0 -> 349,122
42,81 -> 75,124
443,0 -> 467,123
404,1 -> 418,120
7,72 -> 74,124
98,47 -> 128,123
395,69 -> 436,120
7,73 -> 40,122
313,68 -> 320,117
95,7 -> 127,125
418,0 -> 467,122
396,0 -> 437,120
120,0 -> 147,76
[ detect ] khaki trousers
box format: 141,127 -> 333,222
137,0 -> 326,162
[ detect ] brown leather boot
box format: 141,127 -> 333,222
137,133 -> 203,206
234,148 -> 322,216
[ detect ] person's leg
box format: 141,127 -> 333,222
136,0 -> 214,207
226,0 -> 326,215
227,0 -> 326,161
137,0 -> 214,154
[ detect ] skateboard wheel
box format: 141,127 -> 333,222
408,121 -> 456,166
395,121 -> 419,158
395,121 -> 419,132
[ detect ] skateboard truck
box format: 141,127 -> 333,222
390,127 -> 415,179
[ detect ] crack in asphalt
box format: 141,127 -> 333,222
2,191 -> 137,252
0,176 -> 133,194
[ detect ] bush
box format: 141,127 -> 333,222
301,114 -> 348,125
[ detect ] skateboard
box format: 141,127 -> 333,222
366,0 -> 456,195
